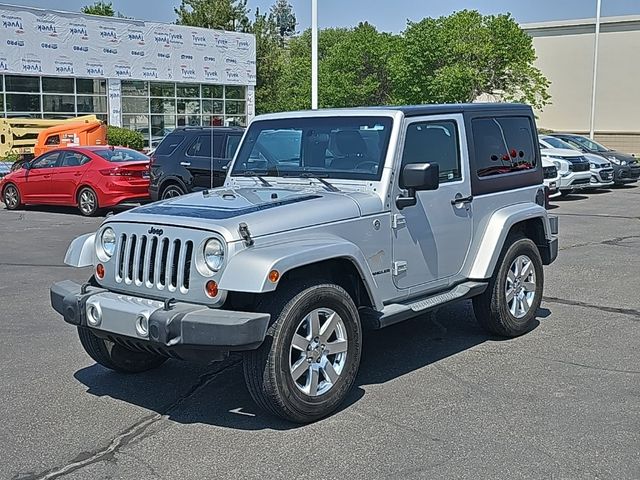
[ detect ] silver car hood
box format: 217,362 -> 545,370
107,187 -> 383,242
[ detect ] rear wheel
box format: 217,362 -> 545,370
77,327 -> 167,373
243,283 -> 362,423
161,184 -> 185,200
473,234 -> 543,338
78,187 -> 99,216
2,184 -> 22,210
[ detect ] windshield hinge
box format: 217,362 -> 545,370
392,214 -> 406,230
393,261 -> 408,276
238,222 -> 254,247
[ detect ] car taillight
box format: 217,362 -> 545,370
99,168 -> 145,177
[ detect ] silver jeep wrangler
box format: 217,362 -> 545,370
51,104 -> 558,423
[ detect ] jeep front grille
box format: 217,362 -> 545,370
115,233 -> 193,293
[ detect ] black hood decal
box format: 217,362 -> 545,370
134,195 -> 322,220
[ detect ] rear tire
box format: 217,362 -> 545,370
77,187 -> 99,216
161,184 -> 185,199
77,327 -> 167,373
473,234 -> 543,338
2,184 -> 22,210
243,283 -> 362,423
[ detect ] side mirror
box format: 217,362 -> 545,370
22,162 -> 31,170
397,163 -> 439,209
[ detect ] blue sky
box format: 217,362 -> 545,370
11,0 -> 640,31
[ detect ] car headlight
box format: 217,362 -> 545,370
98,227 -> 116,261
608,156 -> 621,165
590,163 -> 596,169
204,238 -> 224,272
552,160 -> 561,170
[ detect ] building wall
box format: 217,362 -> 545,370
524,16 -> 640,154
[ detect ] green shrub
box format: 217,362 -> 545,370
107,126 -> 144,150
1,152 -> 20,163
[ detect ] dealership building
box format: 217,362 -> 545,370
0,3 -> 256,146
523,15 -> 640,154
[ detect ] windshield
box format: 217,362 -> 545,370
94,148 -> 149,163
231,117 -> 393,181
541,136 -> 577,150
564,136 -> 610,153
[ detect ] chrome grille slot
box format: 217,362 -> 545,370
111,227 -> 197,295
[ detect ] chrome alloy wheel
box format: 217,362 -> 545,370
79,190 -> 96,215
289,308 -> 348,397
4,185 -> 19,208
505,255 -> 537,319
162,186 -> 183,199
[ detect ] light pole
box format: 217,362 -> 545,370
589,0 -> 602,140
311,0 -> 318,109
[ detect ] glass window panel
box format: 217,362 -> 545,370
5,75 -> 39,93
177,99 -> 200,115
122,97 -> 149,114
122,114 -> 149,131
150,82 -> 175,97
176,83 -> 200,98
225,86 -> 246,100
402,121 -> 461,183
76,78 -> 106,95
202,99 -> 224,115
42,77 -> 74,93
150,98 -> 176,114
202,85 -> 223,99
121,80 -> 148,97
43,95 -> 75,113
43,113 -> 74,119
77,96 -> 107,113
203,115 -> 224,127
6,94 -> 41,112
177,115 -> 201,127
225,116 -> 247,127
0,95 -> 4,113
150,115 -> 176,148
225,100 -> 246,115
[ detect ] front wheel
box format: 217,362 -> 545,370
243,283 -> 362,423
473,235 -> 543,338
3,184 -> 22,210
77,327 -> 167,373
161,184 -> 185,200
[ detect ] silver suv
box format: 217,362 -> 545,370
51,104 -> 558,423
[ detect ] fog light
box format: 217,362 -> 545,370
96,264 -> 105,279
135,314 -> 149,337
205,280 -> 218,298
87,303 -> 102,326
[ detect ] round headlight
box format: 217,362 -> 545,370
204,239 -> 224,272
101,227 -> 116,259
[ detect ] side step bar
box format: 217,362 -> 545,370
370,281 -> 488,330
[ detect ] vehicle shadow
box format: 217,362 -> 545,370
555,194 -> 589,201
73,301 -> 543,431
19,204 -> 140,217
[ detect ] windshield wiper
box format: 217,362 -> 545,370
285,172 -> 340,192
242,171 -> 272,187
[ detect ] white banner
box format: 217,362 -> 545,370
0,5 -> 256,85
107,78 -> 121,126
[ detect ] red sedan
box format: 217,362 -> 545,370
0,147 -> 150,216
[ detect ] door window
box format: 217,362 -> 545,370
473,117 -> 536,177
226,135 -> 242,159
402,121 -> 461,183
186,135 -> 213,158
31,152 -> 61,169
45,135 -> 61,146
60,152 -> 91,167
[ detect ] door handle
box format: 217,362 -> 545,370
451,194 -> 473,206
180,162 -> 191,167
43,175 -> 51,179
74,172 -> 82,177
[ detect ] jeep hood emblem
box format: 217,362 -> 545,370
148,227 -> 164,236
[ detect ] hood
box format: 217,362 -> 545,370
583,153 -> 611,167
603,150 -> 638,165
540,147 -> 583,158
107,186 -> 383,242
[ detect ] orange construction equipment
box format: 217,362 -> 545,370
34,120 -> 107,157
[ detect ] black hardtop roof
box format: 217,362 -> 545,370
374,103 -> 533,117
172,126 -> 245,133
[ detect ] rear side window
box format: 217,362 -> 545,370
45,135 -> 60,146
186,135 -> 213,158
473,117 -> 536,177
156,133 -> 185,156
402,121 -> 461,183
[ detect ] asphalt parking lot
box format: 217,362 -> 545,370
1,187 -> 639,480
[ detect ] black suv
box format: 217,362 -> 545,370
149,127 -> 244,201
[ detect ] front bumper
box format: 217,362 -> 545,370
51,280 -> 270,359
559,172 -> 592,191
613,165 -> 640,184
587,167 -> 615,188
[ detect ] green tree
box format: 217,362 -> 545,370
175,0 -> 251,32
391,10 -> 550,109
270,0 -> 297,45
81,1 -> 115,16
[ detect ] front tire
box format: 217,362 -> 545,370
161,184 -> 185,200
3,184 -> 22,210
78,187 -> 99,216
77,327 -> 167,373
473,234 -> 543,338
243,283 -> 362,423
